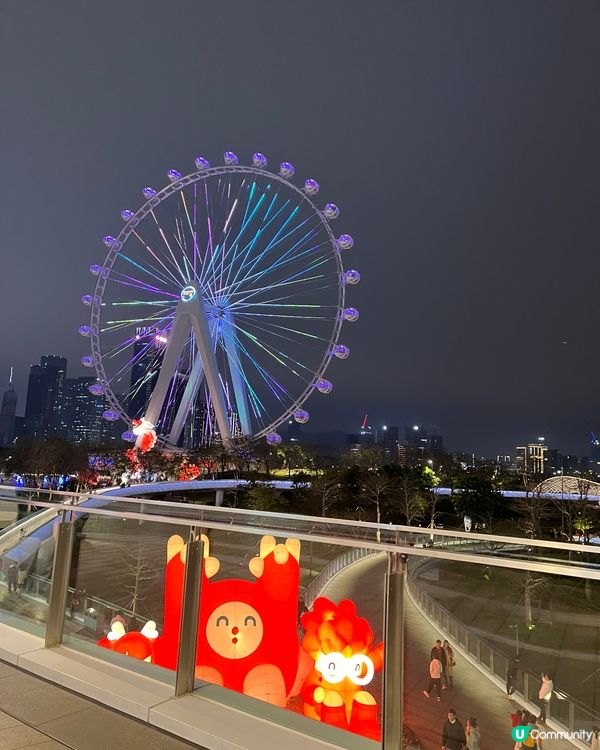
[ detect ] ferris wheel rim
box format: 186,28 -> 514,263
88,162 -> 349,446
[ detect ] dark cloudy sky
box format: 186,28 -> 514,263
1,1 -> 600,456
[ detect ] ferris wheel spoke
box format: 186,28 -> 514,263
219,272 -> 327,304
233,317 -> 322,352
221,198 -> 304,295
109,271 -> 179,298
101,305 -> 176,332
171,221 -> 198,285
234,321 -> 324,379
130,230 -> 185,287
215,182 -> 270,283
105,334 -> 166,388
149,210 -> 189,285
119,251 -> 178,289
232,282 -> 338,313
232,315 -> 315,384
216,336 -> 271,425
220,192 -> 285,292
222,237 -> 329,300
181,188 -> 200,277
224,207 -> 316,297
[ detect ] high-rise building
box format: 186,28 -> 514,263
429,434 -> 444,455
379,425 -> 400,463
590,433 -> 600,474
23,356 -> 67,439
128,327 -> 161,420
516,441 -> 549,477
405,424 -> 428,447
0,368 -> 18,447
61,377 -> 104,443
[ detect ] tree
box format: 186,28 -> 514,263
246,483 -> 287,513
308,472 -> 341,517
361,472 -> 397,540
278,443 -> 306,478
388,467 -> 428,526
452,474 -> 503,528
522,571 -> 552,629
118,538 -> 156,622
513,476 -> 552,539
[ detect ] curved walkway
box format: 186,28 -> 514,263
320,554 -> 577,750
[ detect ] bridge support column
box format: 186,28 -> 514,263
215,489 -> 224,507
383,552 -> 406,749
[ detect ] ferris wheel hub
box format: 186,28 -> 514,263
180,285 -> 197,302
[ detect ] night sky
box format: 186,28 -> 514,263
2,1 -> 600,456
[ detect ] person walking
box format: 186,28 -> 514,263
442,708 -> 466,750
507,656 -> 519,696
465,717 -> 480,750
6,564 -> 18,594
431,639 -> 448,688
538,673 -> 553,723
443,640 -> 455,686
423,655 -> 443,701
17,565 -> 27,595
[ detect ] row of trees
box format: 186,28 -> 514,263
2,437 -> 598,545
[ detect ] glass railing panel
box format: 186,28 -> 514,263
479,642 -> 490,670
192,537 -> 384,749
60,513 -> 186,686
406,552 -> 600,745
0,497 -> 63,637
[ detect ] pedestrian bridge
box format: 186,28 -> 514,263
0,483 -> 595,750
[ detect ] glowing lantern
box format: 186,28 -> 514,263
300,597 -> 383,740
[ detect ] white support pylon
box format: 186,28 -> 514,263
138,285 -> 232,447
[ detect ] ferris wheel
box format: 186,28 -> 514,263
80,151 -> 360,451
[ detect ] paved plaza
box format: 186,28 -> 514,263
0,660 -> 203,750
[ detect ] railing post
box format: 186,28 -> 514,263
45,517 -> 75,648
383,552 -> 405,750
568,701 -> 575,731
175,530 -> 204,697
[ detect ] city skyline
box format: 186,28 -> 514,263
2,3 -> 600,457
2,354 -> 599,462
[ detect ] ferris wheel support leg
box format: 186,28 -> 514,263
222,311 -> 252,436
190,299 -> 232,445
138,311 -> 191,440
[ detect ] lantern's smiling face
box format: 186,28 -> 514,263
206,602 -> 263,659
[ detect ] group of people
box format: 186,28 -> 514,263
423,638 -> 456,700
442,709 -> 480,750
510,709 -> 543,748
421,639 -> 480,749
507,659 -> 554,724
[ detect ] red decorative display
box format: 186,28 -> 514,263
95,536 -> 384,741
161,534 -> 309,706
300,597 -> 383,740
